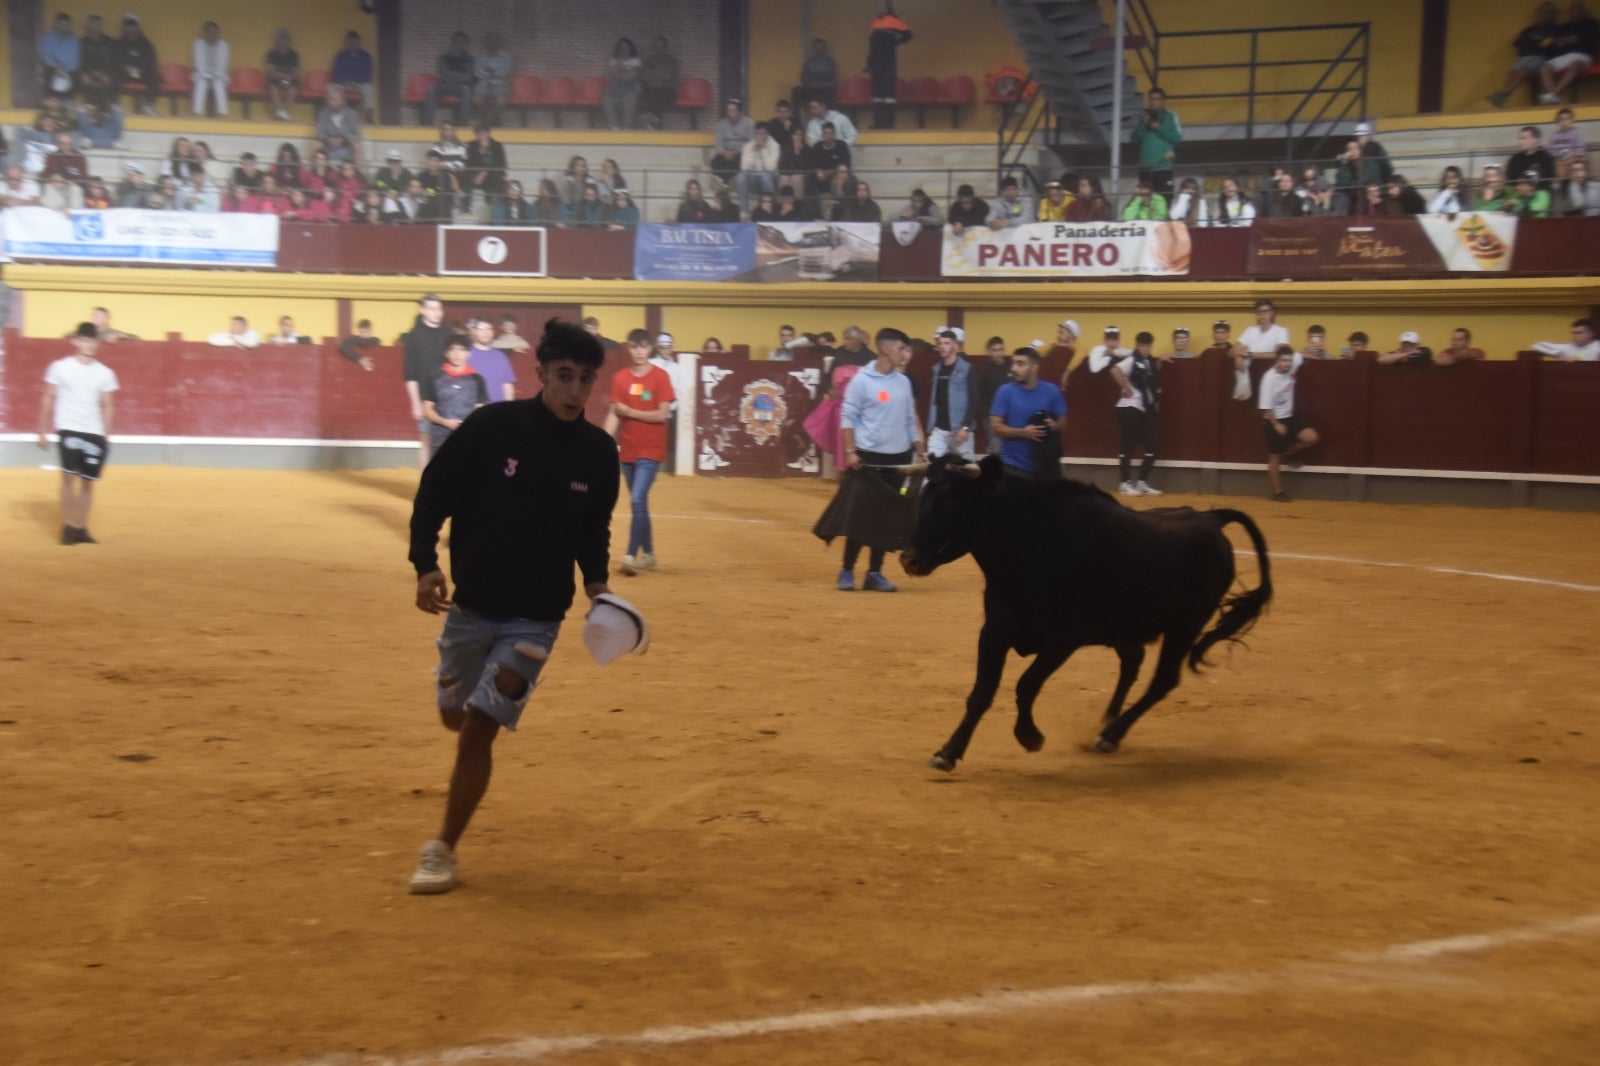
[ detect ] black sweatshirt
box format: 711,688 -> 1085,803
409,396 -> 620,621
402,315 -> 450,384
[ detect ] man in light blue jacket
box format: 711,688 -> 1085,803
926,328 -> 974,459
838,326 -> 925,591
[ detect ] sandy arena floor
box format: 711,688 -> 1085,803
2,466 -> 1598,1066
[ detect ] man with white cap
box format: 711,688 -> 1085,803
1052,319 -> 1080,388
1353,121 -> 1393,183
407,318 -> 619,895
1086,325 -> 1128,375
1378,330 -> 1433,365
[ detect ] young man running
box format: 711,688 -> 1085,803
1258,344 -> 1319,502
604,328 -> 676,575
406,319 -> 619,895
38,322 -> 119,545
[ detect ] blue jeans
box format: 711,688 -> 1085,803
621,459 -> 660,555
435,607 -> 560,731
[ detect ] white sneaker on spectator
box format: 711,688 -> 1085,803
140,104 -> 156,116
1539,92 -> 1561,105
275,109 -> 289,120
1118,481 -> 1140,496
1137,482 -> 1163,496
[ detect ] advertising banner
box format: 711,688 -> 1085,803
633,223 -> 756,281
3,207 -> 279,266
1247,214 -> 1518,275
941,221 -> 1192,278
695,356 -> 826,477
633,222 -> 881,282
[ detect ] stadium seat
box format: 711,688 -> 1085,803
157,62 -> 191,117
300,69 -> 330,105
508,75 -> 542,127
676,77 -> 712,128
901,76 -> 940,128
230,66 -> 267,119
1572,57 -> 1600,101
403,72 -> 436,123
119,77 -> 156,114
938,75 -> 975,127
542,75 -> 576,128
835,75 -> 872,123
576,76 -> 608,128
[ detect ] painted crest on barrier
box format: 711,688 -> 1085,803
738,379 -> 787,445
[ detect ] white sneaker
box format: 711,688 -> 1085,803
1118,481 -> 1140,495
276,109 -> 290,121
619,553 -> 638,576
1539,92 -> 1561,105
1137,481 -> 1163,496
408,840 -> 458,895
633,552 -> 657,572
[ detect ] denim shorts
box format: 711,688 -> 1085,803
435,606 -> 560,730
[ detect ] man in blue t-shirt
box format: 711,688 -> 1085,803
988,345 -> 1067,475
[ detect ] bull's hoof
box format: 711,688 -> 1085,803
1015,728 -> 1046,753
927,753 -> 956,772
1091,736 -> 1120,754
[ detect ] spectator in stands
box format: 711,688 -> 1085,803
1068,176 -> 1111,221
258,174 -> 291,215
231,152 -> 263,190
947,184 -> 989,233
1507,126 -> 1558,190
317,85 -> 365,166
1299,325 -> 1333,360
263,28 -> 300,121
866,2 -> 913,128
339,319 -> 378,370
268,316 -> 309,345
1434,327 -> 1487,365
1474,165 -> 1510,210
184,21 -> 228,119
2,164 -> 40,206
472,32 -> 512,126
426,32 -> 476,125
559,156 -> 590,208
639,36 -> 679,130
1538,2 -> 1599,103
464,123 -> 507,219
1131,87 -> 1181,197
75,101 -> 122,150
83,176 -> 113,209
1557,158 -> 1600,214
986,175 -> 1032,228
804,121 -> 850,199
272,143 -> 304,189
1378,330 -> 1433,364
115,161 -> 148,207
750,192 -> 778,220
162,137 -> 198,181
766,99 -> 799,151
1354,122 -> 1393,182
77,14 -> 116,112
331,31 -> 374,120
210,316 -> 261,349
417,151 -> 458,220
1533,318 -> 1599,359
39,12 -> 80,99
737,124 -> 780,215
1383,175 -> 1426,215
41,130 -> 87,186
185,170 -> 221,212
713,182 -> 742,222
1215,176 -> 1257,226
114,15 -> 158,116
370,149 -> 408,198
1261,170 -> 1304,218
1168,177 -> 1209,226
805,97 -> 858,146
603,37 -> 642,131
562,182 -> 609,226
1490,3 -> 1561,107
1038,180 -> 1071,221
1344,331 -> 1370,357
1258,345 -> 1318,502
334,160 -> 365,209
532,178 -> 563,222
711,99 -> 755,183
773,183 -> 814,221
290,186 -> 331,220
1551,107 -> 1589,178
1429,166 -> 1467,213
676,179 -> 714,222
899,187 -> 944,227
1334,138 -> 1383,201
837,179 -> 882,222
1122,176 -> 1169,220
595,159 -> 628,206
1167,326 -> 1196,358
1303,178 -> 1348,217
491,315 -> 530,354
395,178 -> 427,222
1508,171 -> 1553,216
1203,320 -> 1233,358
359,187 -> 391,223
497,179 -> 530,224
800,38 -> 838,109
38,172 -> 79,212
1349,181 -> 1383,216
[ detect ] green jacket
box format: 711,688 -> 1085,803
1121,193 -> 1169,221
1509,188 -> 1550,218
1130,108 -> 1182,170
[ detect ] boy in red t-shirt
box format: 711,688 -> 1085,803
604,328 -> 676,575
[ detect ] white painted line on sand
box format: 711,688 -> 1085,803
282,911 -> 1600,1066
1244,549 -> 1600,594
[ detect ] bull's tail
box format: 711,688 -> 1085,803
1188,508 -> 1273,672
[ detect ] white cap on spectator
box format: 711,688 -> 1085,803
1355,122 -> 1372,135
1400,330 -> 1420,344
1059,319 -> 1080,337
655,333 -> 673,346
125,161 -> 144,173
386,148 -> 402,160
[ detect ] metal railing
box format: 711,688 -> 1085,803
996,72 -> 1054,196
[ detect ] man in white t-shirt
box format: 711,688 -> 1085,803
209,315 -> 261,349
1086,325 -> 1129,374
1532,318 -> 1600,361
648,332 -> 690,472
38,322 -> 120,544
1257,344 -> 1319,502
1232,298 -> 1291,400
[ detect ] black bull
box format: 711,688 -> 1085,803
899,455 -> 1273,771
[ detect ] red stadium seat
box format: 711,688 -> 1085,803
676,76 -> 711,128
157,62 -> 191,117
938,75 -> 976,127
230,66 -> 267,118
300,69 -> 330,102
1573,57 -> 1600,102
576,76 -> 607,128
901,76 -> 940,127
834,75 -> 872,123
508,75 -> 542,127
542,75 -> 576,128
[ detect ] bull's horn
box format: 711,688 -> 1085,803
953,462 -> 983,479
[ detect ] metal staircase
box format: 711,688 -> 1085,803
994,0 -> 1145,149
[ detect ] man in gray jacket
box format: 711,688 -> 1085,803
926,328 -> 975,459
710,98 -> 754,183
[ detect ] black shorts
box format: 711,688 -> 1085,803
59,431 -> 110,480
1263,416 -> 1304,455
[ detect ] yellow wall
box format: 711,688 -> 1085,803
25,290 -> 337,343
1443,0 -> 1546,114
